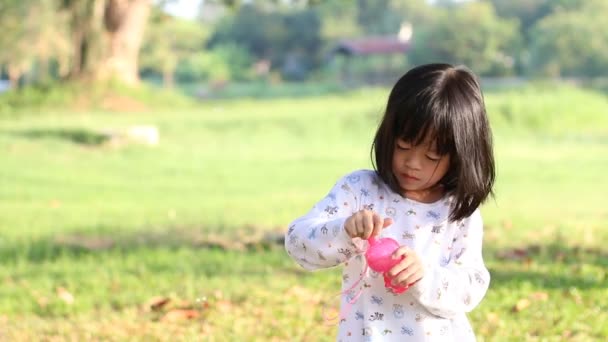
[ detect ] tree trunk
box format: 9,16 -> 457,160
38,57 -> 50,83
65,0 -> 150,85
70,29 -> 84,77
66,0 -> 104,80
163,67 -> 174,89
98,0 -> 151,85
7,63 -> 24,89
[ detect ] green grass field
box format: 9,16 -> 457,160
1,83 -> 607,341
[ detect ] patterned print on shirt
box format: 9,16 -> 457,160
427,210 -> 440,220
337,248 -> 353,259
401,326 -> 414,336
369,312 -> 384,321
347,174 -> 360,184
393,304 -> 405,319
324,206 -> 338,216
320,224 -> 328,235
403,232 -> 415,240
370,295 -> 383,305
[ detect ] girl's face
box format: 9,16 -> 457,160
391,137 -> 450,202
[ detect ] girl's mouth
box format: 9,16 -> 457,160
402,173 -> 419,181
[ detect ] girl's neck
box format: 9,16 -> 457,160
402,184 -> 445,204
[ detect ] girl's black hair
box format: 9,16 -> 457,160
372,63 -> 495,222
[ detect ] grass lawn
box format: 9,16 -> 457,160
0,83 -> 607,341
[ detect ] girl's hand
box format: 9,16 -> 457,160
387,246 -> 424,288
344,210 -> 393,239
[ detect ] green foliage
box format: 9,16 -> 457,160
409,2 -> 521,76
3,0 -> 608,87
180,80 -> 346,99
485,82 -> 608,134
207,4 -> 323,80
0,80 -> 195,116
355,0 -> 402,35
0,0 -> 71,85
177,51 -> 231,84
140,9 -> 210,87
315,0 -> 361,39
486,0 -> 553,37
212,44 -> 254,82
528,0 -> 608,77
175,43 -> 253,84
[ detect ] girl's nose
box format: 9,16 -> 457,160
404,152 -> 422,170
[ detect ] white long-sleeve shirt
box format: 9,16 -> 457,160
285,170 -> 490,342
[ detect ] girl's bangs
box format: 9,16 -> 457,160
394,106 -> 454,156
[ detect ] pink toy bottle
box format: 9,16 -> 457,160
365,237 -> 409,293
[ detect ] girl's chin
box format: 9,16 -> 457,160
397,180 -> 422,191
399,185 -> 424,194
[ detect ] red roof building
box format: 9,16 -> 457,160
328,23 -> 413,84
332,36 -> 410,56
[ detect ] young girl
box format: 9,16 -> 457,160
285,63 -> 495,342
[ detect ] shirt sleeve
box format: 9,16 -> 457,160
408,209 -> 490,318
284,171 -> 365,271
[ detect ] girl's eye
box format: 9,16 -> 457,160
426,154 -> 441,161
396,144 -> 411,150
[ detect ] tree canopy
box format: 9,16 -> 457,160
1,0 -> 606,89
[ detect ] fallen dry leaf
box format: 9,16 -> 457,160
530,291 -> 549,302
286,285 -> 315,302
145,296 -> 171,311
214,300 -> 234,313
161,309 -> 200,322
485,312 -> 500,325
496,248 -> 529,261
512,298 -> 530,312
36,296 -> 49,308
196,297 -> 211,310
173,299 -> 195,309
565,288 -> 583,304
54,235 -> 115,251
57,287 -> 74,305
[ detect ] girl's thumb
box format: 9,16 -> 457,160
382,218 -> 393,228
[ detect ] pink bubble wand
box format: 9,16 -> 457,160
322,236 -> 408,325
365,236 -> 409,294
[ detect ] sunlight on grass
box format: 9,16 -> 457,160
1,84 -> 607,340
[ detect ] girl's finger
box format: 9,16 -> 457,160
387,255 -> 414,278
353,214 -> 362,237
362,213 -> 374,239
371,213 -> 383,237
407,270 -> 424,286
406,269 -> 424,286
392,246 -> 410,259
346,219 -> 358,238
392,265 -> 420,286
344,221 -> 353,237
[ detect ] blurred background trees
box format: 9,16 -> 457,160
0,0 -> 151,86
1,0 -> 607,93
